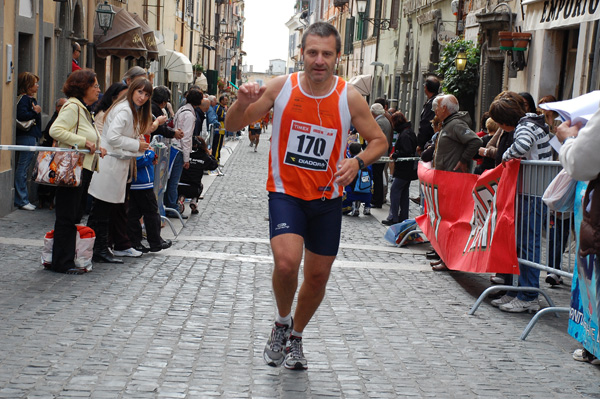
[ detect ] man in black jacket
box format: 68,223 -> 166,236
417,75 -> 440,154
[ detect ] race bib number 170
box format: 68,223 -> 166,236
284,120 -> 337,171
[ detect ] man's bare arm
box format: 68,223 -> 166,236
333,85 -> 388,186
224,76 -> 286,131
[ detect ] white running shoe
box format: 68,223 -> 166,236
499,298 -> 540,313
19,203 -> 36,211
113,247 -> 143,258
490,294 -> 513,308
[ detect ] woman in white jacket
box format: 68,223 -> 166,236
87,78 -> 154,263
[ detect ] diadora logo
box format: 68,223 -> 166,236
275,223 -> 289,230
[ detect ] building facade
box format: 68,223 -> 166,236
0,0 -> 245,217
286,0 -> 600,138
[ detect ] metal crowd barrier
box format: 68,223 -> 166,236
151,136 -> 186,236
0,140 -> 189,238
468,160 -> 574,340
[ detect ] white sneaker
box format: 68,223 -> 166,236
490,294 -> 513,307
113,247 -> 143,258
499,297 -> 540,313
19,203 -> 36,211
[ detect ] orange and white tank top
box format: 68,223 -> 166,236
267,73 -> 351,200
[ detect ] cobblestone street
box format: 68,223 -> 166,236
0,127 -> 598,398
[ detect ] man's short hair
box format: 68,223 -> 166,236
219,94 -> 228,102
424,76 -> 440,95
186,90 -> 204,106
348,142 -> 362,156
152,85 -> 171,104
301,22 -> 341,55
374,97 -> 389,109
72,42 -> 80,53
370,103 -> 385,116
439,95 -> 460,114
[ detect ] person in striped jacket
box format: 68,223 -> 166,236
488,91 -> 552,313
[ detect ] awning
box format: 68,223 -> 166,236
348,74 -> 372,96
94,6 -> 147,59
195,73 -> 208,91
130,13 -> 159,61
524,0 -> 600,30
164,50 -> 194,84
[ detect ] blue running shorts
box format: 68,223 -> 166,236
268,192 -> 342,256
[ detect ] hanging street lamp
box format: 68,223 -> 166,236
455,47 -> 468,71
96,1 -> 116,36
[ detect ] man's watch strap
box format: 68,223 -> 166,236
354,156 -> 365,169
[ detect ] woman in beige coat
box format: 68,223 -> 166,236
87,78 -> 154,263
49,69 -> 106,274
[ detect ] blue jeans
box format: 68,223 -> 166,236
512,196 -> 546,301
14,135 -> 36,207
387,177 -> 411,223
165,150 -> 184,212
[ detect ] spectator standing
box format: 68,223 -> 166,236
370,103 -> 392,208
121,66 -> 147,85
428,94 -> 482,271
488,92 -> 552,313
164,90 -> 203,218
432,94 -> 482,173
15,72 -> 43,211
557,104 -> 600,365
128,145 -> 172,253
41,98 -> 67,146
71,42 -> 82,72
417,76 -> 440,154
150,86 -> 184,141
93,82 -> 128,135
342,142 -> 373,216
475,118 -> 499,175
382,111 -> 418,225
212,95 -> 228,162
87,78 -> 156,263
49,69 -> 105,273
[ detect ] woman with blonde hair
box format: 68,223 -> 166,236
87,78 -> 155,263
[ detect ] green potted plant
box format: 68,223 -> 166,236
193,64 -> 204,76
435,38 -> 480,100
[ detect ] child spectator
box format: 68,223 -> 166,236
128,145 -> 172,253
474,118 -> 499,174
342,142 -> 373,217
178,137 -> 218,214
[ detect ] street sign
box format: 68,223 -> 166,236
438,30 -> 457,44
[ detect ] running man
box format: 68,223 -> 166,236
248,117 -> 262,152
225,22 -> 387,370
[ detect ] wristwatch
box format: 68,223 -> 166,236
354,156 -> 365,169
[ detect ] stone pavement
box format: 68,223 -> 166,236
0,127 -> 598,398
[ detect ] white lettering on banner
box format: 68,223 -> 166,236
464,180 -> 499,254
284,120 -> 337,171
525,0 -> 600,30
421,181 -> 442,240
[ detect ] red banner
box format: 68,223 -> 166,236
416,160 -> 521,274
